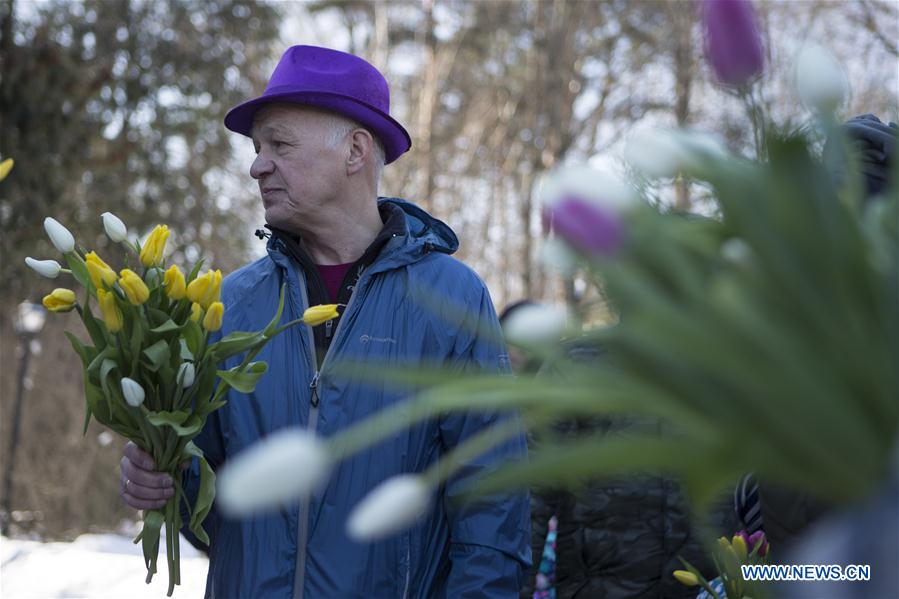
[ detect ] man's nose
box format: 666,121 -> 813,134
250,153 -> 273,179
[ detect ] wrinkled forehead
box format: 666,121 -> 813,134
250,103 -> 333,139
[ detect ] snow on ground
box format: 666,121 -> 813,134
1,532 -> 209,598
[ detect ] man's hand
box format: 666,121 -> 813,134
120,441 -> 174,510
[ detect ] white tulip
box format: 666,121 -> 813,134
538,164 -> 636,214
177,362 -> 195,388
721,238 -> 752,264
217,429 -> 331,516
121,377 -> 145,407
43,217 -> 75,254
101,212 -> 128,243
625,128 -> 728,179
346,475 -> 431,541
502,303 -> 568,346
795,43 -> 848,112
25,257 -> 62,279
538,238 -> 578,277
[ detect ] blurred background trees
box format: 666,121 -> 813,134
0,0 -> 896,537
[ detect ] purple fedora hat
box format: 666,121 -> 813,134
224,45 -> 411,164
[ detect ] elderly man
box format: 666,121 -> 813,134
119,45 -> 530,597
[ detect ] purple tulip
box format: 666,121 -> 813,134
702,0 -> 765,85
737,529 -> 770,558
748,530 -> 769,557
542,193 -> 625,257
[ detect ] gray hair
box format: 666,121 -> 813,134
327,116 -> 386,184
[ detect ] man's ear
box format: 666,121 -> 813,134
346,129 -> 374,176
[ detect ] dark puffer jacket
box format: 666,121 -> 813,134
522,417 -> 736,599
521,346 -> 736,598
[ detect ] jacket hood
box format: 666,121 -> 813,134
264,196 -> 458,273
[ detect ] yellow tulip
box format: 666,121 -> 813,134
140,224 -> 170,267
186,271 -> 210,304
97,289 -> 123,333
302,304 -> 339,326
118,268 -> 150,305
0,158 -> 13,182
672,570 -> 699,586
732,534 -> 748,561
42,288 -> 77,312
190,302 -> 204,323
85,251 -> 117,289
163,265 -> 186,300
203,301 -> 224,332
187,269 -> 222,309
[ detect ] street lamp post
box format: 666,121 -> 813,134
1,302 -> 46,533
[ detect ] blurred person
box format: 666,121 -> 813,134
499,300 -> 542,375
500,300 -> 558,598
519,338 -> 735,598
118,45 -> 530,598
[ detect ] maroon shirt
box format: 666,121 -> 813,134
316,263 -> 354,303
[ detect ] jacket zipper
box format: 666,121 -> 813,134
401,542 -> 411,599
292,267 -> 366,599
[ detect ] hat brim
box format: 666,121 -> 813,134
224,91 -> 412,164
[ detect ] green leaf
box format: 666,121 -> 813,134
79,295 -> 108,349
84,379 -> 112,428
65,253 -> 91,291
146,307 -> 171,328
207,331 -> 264,361
196,399 -> 227,419
263,285 -> 287,337
183,321 -> 203,357
142,340 -> 171,372
183,442 -> 215,546
146,411 -> 203,436
139,509 -> 164,582
186,259 -> 205,283
65,331 -> 92,369
150,319 -> 182,334
146,409 -> 190,426
216,362 -> 269,394
179,339 -> 194,361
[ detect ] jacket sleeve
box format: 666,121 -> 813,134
439,286 -> 532,598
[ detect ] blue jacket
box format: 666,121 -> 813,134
182,198 -> 531,598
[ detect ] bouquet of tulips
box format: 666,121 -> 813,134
674,530 -> 770,599
27,213 -> 337,596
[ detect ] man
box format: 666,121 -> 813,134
119,45 -> 530,598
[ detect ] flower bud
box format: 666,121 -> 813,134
0,158 -> 13,182
302,304 -> 339,327
163,265 -> 186,300
140,224 -> 170,267
43,217 -> 75,254
795,43 -> 847,113
100,212 -> 128,243
177,362 -> 196,388
701,0 -> 764,86
732,533 -> 748,561
118,269 -> 150,305
42,288 -> 77,312
25,257 -> 62,279
190,302 -> 204,323
346,475 -> 431,541
85,252 -> 117,289
502,303 -> 567,346
97,288 -> 123,333
217,429 -> 330,515
120,377 -> 145,407
672,570 -> 699,586
203,301 -> 224,332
